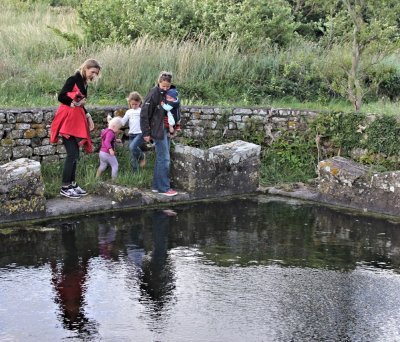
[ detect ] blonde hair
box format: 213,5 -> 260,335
158,71 -> 173,84
78,59 -> 102,80
108,117 -> 122,130
126,91 -> 143,108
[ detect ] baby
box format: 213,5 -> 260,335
162,88 -> 181,134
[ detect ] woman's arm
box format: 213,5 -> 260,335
140,90 -> 155,139
57,76 -> 76,106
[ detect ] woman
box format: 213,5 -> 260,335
50,59 -> 101,199
140,71 -> 178,197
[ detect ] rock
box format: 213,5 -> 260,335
0,158 -> 46,222
95,183 -> 142,206
171,140 -> 261,198
317,156 -> 400,216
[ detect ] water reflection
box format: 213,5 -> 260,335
50,223 -> 98,339
98,223 -> 116,260
139,210 -> 177,321
1,196 -> 400,341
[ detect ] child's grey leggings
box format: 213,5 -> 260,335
98,151 -> 118,179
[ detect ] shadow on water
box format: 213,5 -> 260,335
1,195 -> 400,340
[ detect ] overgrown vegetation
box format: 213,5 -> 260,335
1,0 -> 400,111
259,111 -> 400,185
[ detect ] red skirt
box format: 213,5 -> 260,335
50,104 -> 93,153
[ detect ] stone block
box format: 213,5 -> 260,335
171,140 -> 261,198
96,183 -> 142,206
317,156 -> 400,216
16,112 -> 33,123
33,145 -> 56,156
12,146 -> 33,159
15,139 -> 31,146
0,158 -> 45,221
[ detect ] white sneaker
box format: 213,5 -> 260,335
72,184 -> 88,196
60,187 -> 81,199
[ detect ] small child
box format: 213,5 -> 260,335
120,91 -> 146,172
96,117 -> 122,180
161,88 -> 181,135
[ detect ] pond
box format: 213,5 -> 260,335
1,195 -> 400,341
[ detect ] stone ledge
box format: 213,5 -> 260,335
259,157 -> 400,219
43,186 -> 191,220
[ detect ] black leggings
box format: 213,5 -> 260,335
62,136 -> 80,186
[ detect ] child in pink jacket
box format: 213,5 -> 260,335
96,117 -> 122,180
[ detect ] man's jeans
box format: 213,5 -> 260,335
128,133 -> 144,172
153,129 -> 171,193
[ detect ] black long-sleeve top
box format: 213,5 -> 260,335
58,71 -> 88,113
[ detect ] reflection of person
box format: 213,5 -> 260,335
139,209 -> 177,312
98,223 -> 116,259
50,59 -> 101,199
50,225 -> 97,337
120,91 -> 146,172
161,88 -> 181,135
96,117 -> 123,180
140,71 -> 178,197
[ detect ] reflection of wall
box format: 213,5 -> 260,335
3,198 -> 400,273
168,197 -> 400,271
0,228 -> 63,267
312,206 -> 400,267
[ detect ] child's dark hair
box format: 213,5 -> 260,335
158,71 -> 173,83
126,91 -> 143,108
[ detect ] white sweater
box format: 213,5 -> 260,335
120,108 -> 142,134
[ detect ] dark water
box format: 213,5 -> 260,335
1,196 -> 400,341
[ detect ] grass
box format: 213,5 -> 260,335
41,146 -> 154,198
2,0 -> 400,115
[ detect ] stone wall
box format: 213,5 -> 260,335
0,105 -> 320,165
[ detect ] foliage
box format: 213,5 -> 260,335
78,0 -> 298,48
309,111 -> 365,155
302,0 -> 400,111
365,116 -> 400,156
78,0 -> 134,43
260,130 -> 317,185
2,1 -> 400,112
242,118 -> 266,146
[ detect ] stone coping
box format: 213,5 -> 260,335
2,183 -> 400,227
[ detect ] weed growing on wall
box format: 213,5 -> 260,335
260,130 -> 317,185
309,111 -> 365,159
363,116 -> 400,169
260,110 -> 400,186
242,118 -> 266,146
